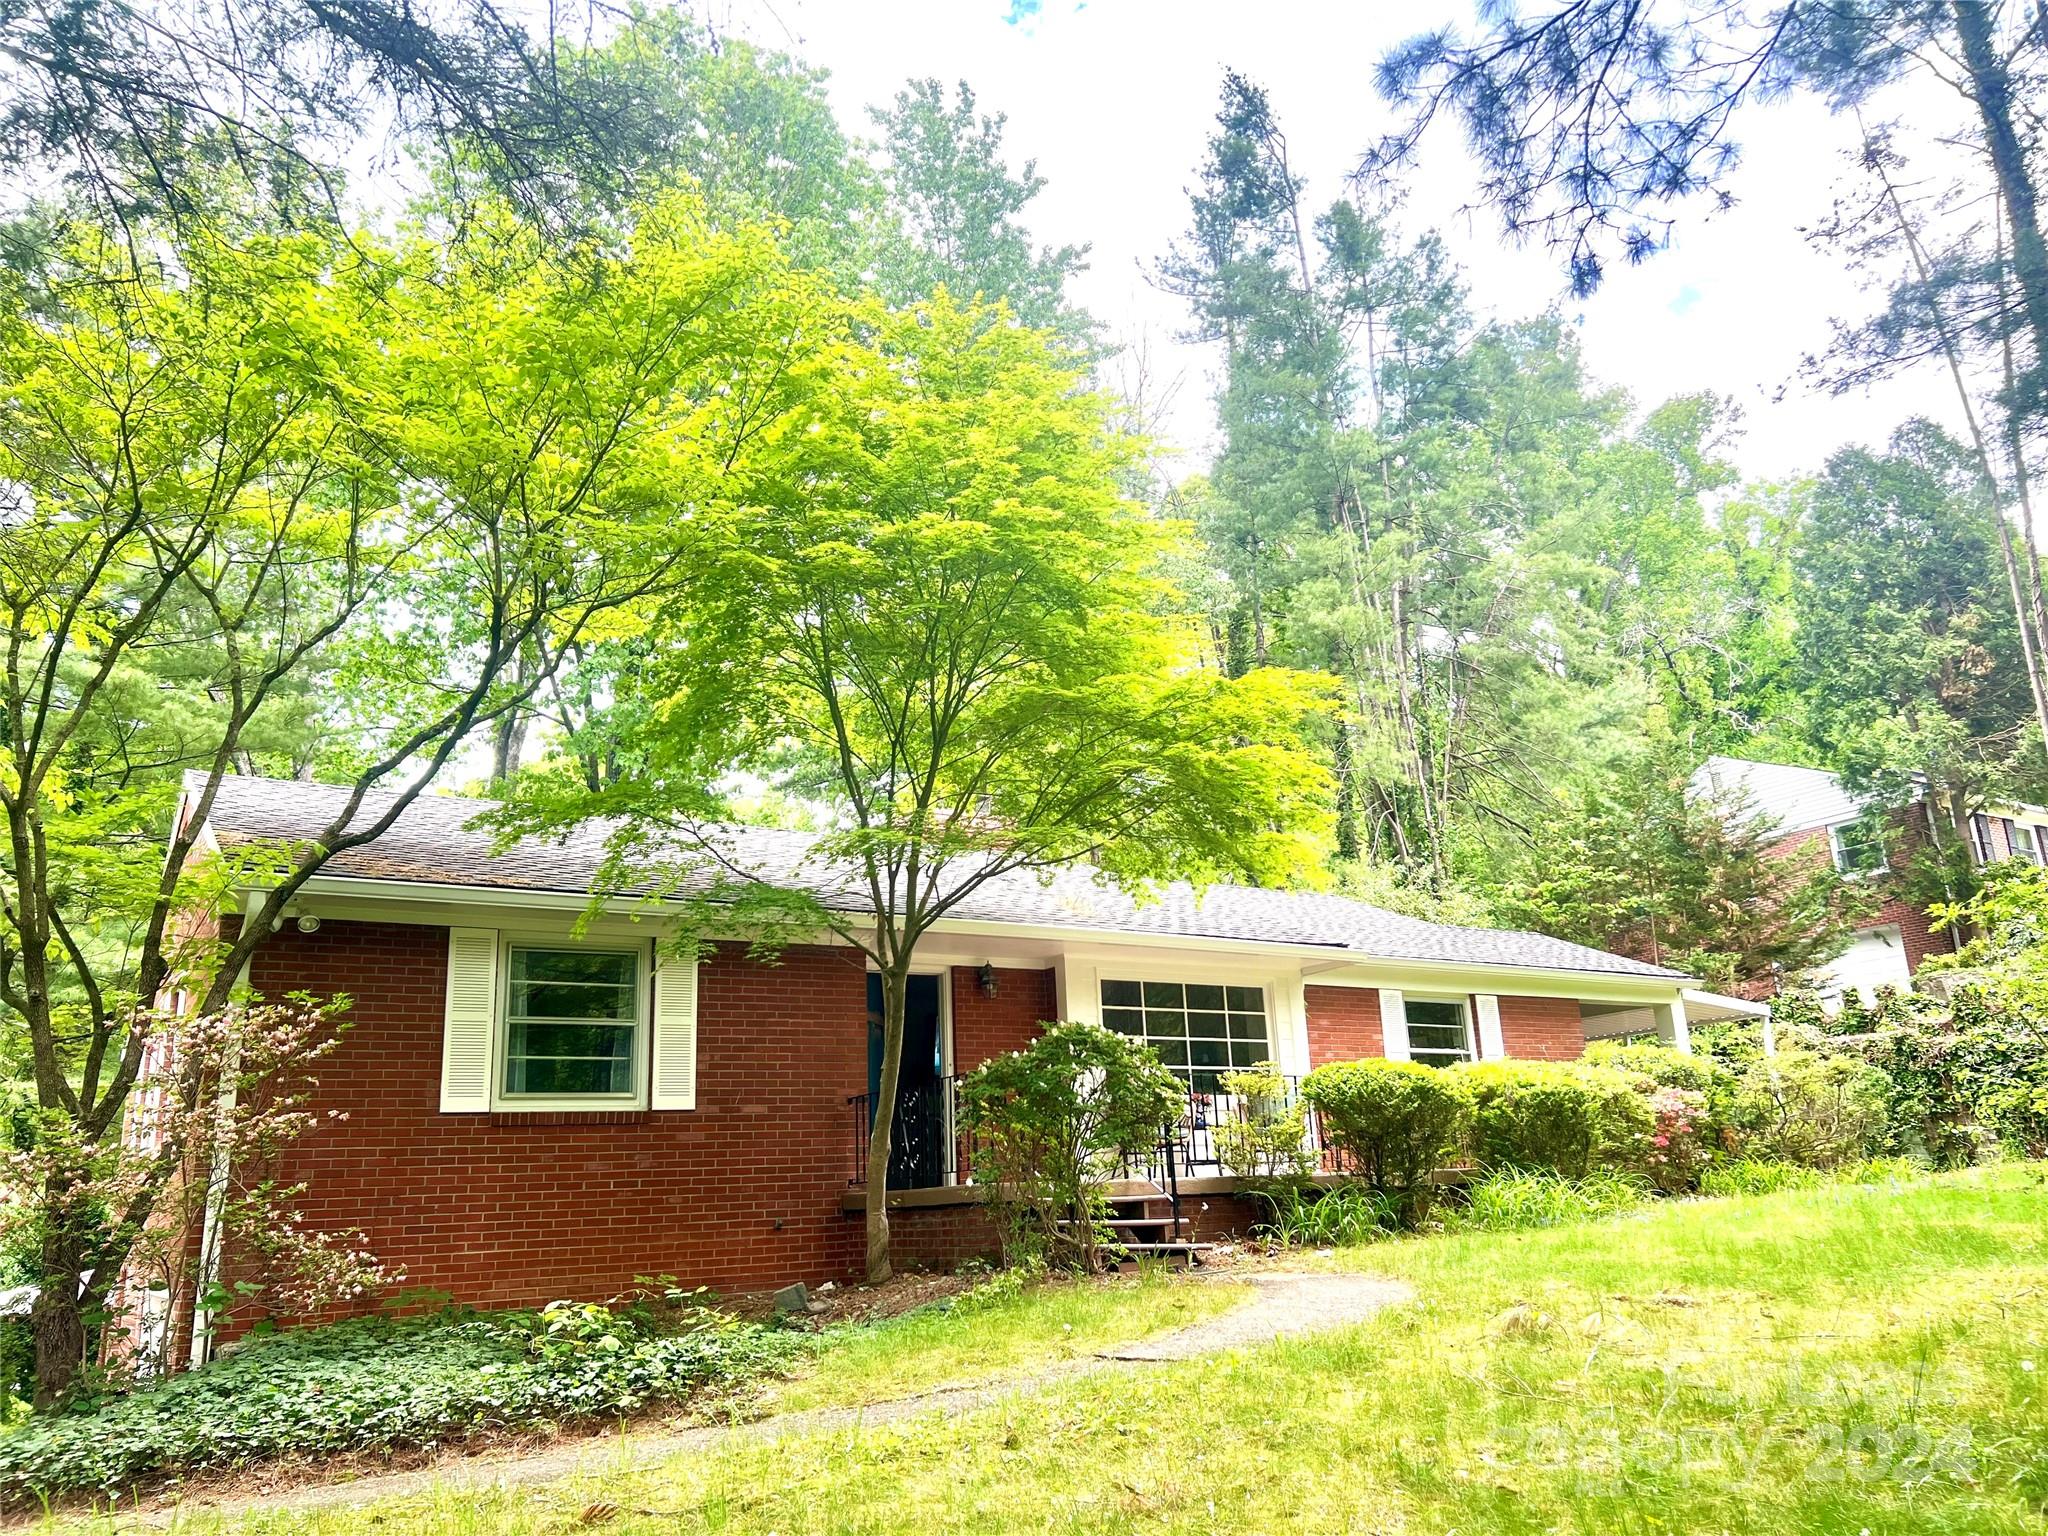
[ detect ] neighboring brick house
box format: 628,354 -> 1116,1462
157,772 -> 1747,1356
1691,756 -> 2048,1004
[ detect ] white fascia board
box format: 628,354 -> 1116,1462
1681,987 -> 1771,1021
1300,958 -> 1686,1007
278,872 -> 1689,1001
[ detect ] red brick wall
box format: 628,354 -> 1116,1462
1494,995 -> 1584,1060
949,965 -> 1057,1073
1769,817 -> 1957,976
1304,985 -> 1382,1066
238,920 -> 872,1327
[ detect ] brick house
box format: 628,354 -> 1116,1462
160,773 -> 1753,1356
1691,756 -> 2048,1003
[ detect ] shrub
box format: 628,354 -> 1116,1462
1209,1064 -> 1318,1184
1451,1061 -> 1654,1179
1451,1167 -> 1652,1232
959,1022 -> 1186,1271
1583,1040 -> 1735,1122
0,1298 -> 796,1501
1726,1049 -> 1893,1168
1300,1060 -> 1473,1225
1641,1086 -> 1712,1193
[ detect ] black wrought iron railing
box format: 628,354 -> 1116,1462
847,1074 -> 1347,1190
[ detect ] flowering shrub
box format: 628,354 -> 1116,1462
1640,1086 -> 1710,1193
959,1023 -> 1186,1271
0,1298 -> 797,1501
1,992 -> 403,1393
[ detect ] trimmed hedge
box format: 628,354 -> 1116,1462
0,1301 -> 797,1501
1301,1059 -> 1473,1224
1452,1061 -> 1654,1179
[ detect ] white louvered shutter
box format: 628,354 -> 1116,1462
1475,994 -> 1506,1060
440,928 -> 498,1111
1377,988 -> 1410,1062
650,951 -> 698,1110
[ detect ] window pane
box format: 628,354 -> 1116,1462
509,1021 -> 633,1061
1226,986 -> 1263,1013
513,950 -> 635,987
1143,981 -> 1184,1010
1229,1013 -> 1268,1042
1101,979 -> 1142,1008
1191,1039 -> 1227,1069
1185,983 -> 1226,1011
511,981 -> 635,1021
1187,1010 -> 1228,1039
505,948 -> 638,1097
507,1056 -> 631,1095
1229,1040 -> 1263,1068
1405,1000 -> 1463,1028
1408,1024 -> 1468,1053
1102,1008 -> 1144,1034
1154,1039 -> 1188,1067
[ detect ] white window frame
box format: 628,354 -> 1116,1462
1828,816 -> 1888,879
1097,976 -> 1277,1091
2015,821 -> 2043,865
1401,993 -> 1475,1067
492,934 -> 651,1112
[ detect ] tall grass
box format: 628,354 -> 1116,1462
1264,1184 -> 1399,1247
1701,1154 -> 1931,1199
1450,1165 -> 1652,1231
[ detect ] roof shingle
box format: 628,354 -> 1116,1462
192,773 -> 1686,981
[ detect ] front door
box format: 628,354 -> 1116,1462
867,973 -> 945,1187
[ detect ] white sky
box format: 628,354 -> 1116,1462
710,0 -> 1967,485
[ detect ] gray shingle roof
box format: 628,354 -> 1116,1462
192,773 -> 1686,981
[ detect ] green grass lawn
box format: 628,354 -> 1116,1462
92,1165 -> 2048,1533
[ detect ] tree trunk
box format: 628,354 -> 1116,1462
862,965 -> 909,1285
31,1195 -> 87,1407
1955,0 -> 2048,411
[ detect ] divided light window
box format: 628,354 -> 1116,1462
1829,815 -> 1888,878
503,947 -> 640,1098
1405,998 -> 1473,1067
2016,822 -> 2042,865
1100,980 -> 1268,1093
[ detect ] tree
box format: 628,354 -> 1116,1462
1499,750 -> 1865,992
1369,1 -> 2048,335
501,294 -> 1335,1283
0,0 -> 625,224
0,187 -> 818,1400
869,79 -> 1094,344
1792,421 -> 2033,827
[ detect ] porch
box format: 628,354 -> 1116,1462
843,1072 -> 1348,1195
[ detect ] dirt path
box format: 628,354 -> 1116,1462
127,1270 -> 1411,1527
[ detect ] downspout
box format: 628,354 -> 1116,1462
189,906 -> 256,1370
